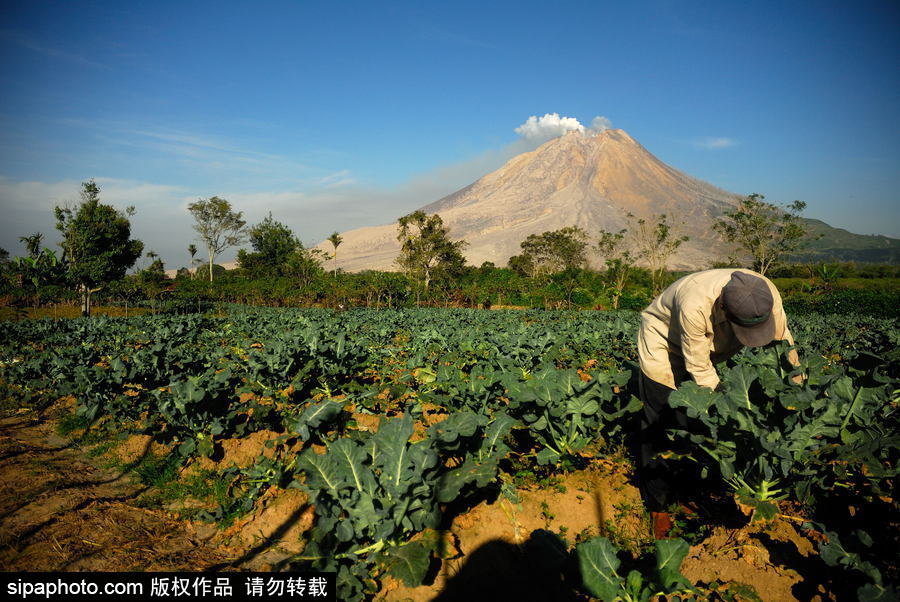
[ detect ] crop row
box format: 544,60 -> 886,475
0,308 -> 897,599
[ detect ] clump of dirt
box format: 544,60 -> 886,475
421,403 -> 450,427
190,429 -> 294,473
113,433 -> 172,465
210,488 -> 315,569
681,519 -> 820,602
351,411 -> 381,433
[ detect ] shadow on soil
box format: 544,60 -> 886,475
434,531 -> 585,602
0,429 -> 155,543
208,502 -> 314,571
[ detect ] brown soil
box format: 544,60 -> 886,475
681,520 -> 819,601
0,409 -> 311,572
382,462 -> 647,601
0,408 -> 847,600
352,412 -> 382,433
113,433 -> 172,464
382,460 -> 828,602
0,305 -> 152,320
189,429 -> 299,473
0,410 -> 225,570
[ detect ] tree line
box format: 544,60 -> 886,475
2,179 -> 894,317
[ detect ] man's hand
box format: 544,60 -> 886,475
791,372 -> 806,385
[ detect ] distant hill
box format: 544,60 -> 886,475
308,129 -> 898,271
792,219 -> 900,263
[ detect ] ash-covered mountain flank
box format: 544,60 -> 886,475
323,129 -> 743,271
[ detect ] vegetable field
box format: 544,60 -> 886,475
1,308 -> 898,600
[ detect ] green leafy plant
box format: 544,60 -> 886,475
575,536 -> 693,601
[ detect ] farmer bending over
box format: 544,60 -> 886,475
636,269 -> 800,539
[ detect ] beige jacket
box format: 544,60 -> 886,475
637,268 -> 797,390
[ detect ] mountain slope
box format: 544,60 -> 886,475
320,129 -> 896,272
792,220 -> 900,263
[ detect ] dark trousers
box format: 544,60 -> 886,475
638,369 -> 695,512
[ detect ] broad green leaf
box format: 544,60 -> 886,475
669,382 -> 716,420
436,457 -> 498,503
298,448 -> 348,495
567,396 -> 600,417
721,364 -> 758,411
374,414 -> 415,494
330,438 -> 375,493
428,411 -> 482,444
482,412 -> 519,456
576,536 -> 623,601
536,447 -> 560,466
288,398 -> 345,439
654,538 -> 691,591
380,541 -> 431,587
624,569 -> 645,600
857,583 -> 898,602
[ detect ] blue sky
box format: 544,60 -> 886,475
1,0 -> 898,269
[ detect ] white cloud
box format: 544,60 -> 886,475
514,113 -> 614,143
515,113 -> 586,141
317,169 -> 356,189
694,136 -> 737,150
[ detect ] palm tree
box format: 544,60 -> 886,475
188,244 -> 197,279
327,232 -> 343,276
19,232 -> 43,259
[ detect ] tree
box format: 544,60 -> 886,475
10,248 -> 65,309
55,180 -> 144,316
237,213 -> 298,277
631,213 -> 689,296
188,244 -> 198,279
327,231 -> 343,276
284,242 -> 325,289
19,232 -> 43,259
144,250 -> 160,271
187,196 -> 247,282
595,228 -> 635,309
107,275 -> 142,318
713,193 -> 812,276
395,211 -> 467,291
508,226 -> 589,278
137,251 -> 167,313
507,253 -> 535,278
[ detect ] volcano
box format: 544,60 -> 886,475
322,129 -> 749,271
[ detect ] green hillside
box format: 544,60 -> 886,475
791,219 -> 900,263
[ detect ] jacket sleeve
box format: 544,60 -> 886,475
678,307 -> 720,390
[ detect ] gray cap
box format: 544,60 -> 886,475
722,271 -> 776,347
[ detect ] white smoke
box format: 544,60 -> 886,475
515,113 -> 584,140
514,113 -> 613,142
589,116 -> 612,133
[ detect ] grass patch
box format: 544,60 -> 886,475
56,412 -> 117,446
86,439 -> 117,458
134,451 -> 183,489
56,413 -> 92,437
131,451 -> 245,525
